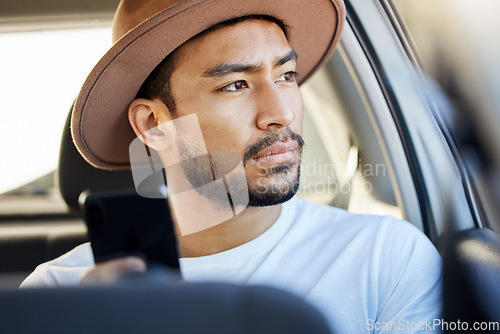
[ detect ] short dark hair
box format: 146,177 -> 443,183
135,15 -> 287,114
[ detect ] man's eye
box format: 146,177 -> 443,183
219,80 -> 248,92
277,71 -> 298,83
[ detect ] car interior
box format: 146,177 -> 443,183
1,0 -> 499,332
0,46 -> 407,287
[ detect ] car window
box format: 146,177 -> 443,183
0,27 -> 110,215
299,54 -> 403,219
392,0 -> 498,231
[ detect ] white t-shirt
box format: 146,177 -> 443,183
21,196 -> 442,333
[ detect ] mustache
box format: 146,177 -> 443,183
243,128 -> 304,164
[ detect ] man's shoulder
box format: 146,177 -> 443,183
287,196 -> 436,256
279,200 -> 442,332
20,242 -> 94,288
288,195 -> 442,279
289,195 -> 401,232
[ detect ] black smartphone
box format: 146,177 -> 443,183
81,189 -> 180,273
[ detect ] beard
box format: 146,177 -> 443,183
173,127 -> 304,209
243,128 -> 304,207
246,162 -> 301,206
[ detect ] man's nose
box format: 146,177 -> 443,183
255,84 -> 296,130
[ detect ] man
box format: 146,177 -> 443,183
22,0 -> 442,332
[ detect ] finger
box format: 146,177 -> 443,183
80,256 -> 147,286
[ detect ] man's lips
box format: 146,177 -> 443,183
251,139 -> 299,164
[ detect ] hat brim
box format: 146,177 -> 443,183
72,0 -> 345,170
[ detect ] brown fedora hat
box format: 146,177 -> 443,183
71,0 -> 346,170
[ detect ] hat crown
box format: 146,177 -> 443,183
112,0 -> 181,43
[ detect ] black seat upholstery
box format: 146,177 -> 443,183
57,106 -> 136,215
442,228 -> 500,332
1,277 -> 332,333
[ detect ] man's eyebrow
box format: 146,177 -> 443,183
274,50 -> 298,67
202,50 -> 298,78
202,63 -> 262,78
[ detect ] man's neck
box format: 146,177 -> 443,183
170,200 -> 282,258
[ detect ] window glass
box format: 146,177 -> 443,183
300,58 -> 402,219
0,27 -> 110,216
0,27 -> 110,196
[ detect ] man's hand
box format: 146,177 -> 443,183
80,256 -> 147,285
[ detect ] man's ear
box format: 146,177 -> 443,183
128,98 -> 172,151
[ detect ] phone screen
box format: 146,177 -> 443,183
82,190 -> 180,273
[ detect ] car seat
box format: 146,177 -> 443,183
57,104 -> 137,215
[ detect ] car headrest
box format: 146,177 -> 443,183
57,105 -> 136,215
